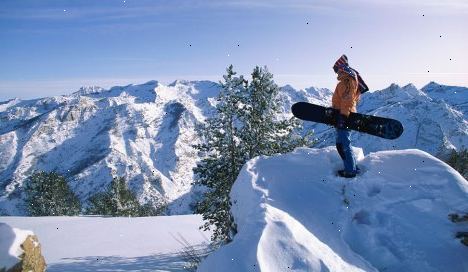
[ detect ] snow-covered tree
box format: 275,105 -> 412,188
195,65 -> 311,243
194,65 -> 246,243
241,66 -> 309,158
86,177 -> 163,217
24,171 -> 81,216
446,148 -> 467,179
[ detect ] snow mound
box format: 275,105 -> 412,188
0,223 -> 34,270
0,215 -> 211,271
198,147 -> 468,272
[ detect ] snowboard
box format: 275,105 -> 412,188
291,102 -> 403,139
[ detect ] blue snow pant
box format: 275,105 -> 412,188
335,128 -> 357,173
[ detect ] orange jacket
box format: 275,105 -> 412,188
332,72 -> 360,116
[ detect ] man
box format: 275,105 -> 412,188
332,55 -> 362,178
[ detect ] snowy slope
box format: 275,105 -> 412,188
422,81 -> 468,114
198,147 -> 468,272
1,80 -> 467,216
0,215 -> 212,271
0,80 -> 221,215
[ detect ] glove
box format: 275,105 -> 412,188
336,114 -> 348,129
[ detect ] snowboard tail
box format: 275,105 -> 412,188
291,102 -> 403,140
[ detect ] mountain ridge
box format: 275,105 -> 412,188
0,80 -> 466,215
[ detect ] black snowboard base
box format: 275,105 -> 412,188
291,102 -> 403,140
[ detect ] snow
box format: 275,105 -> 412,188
421,81 -> 468,118
72,86 -> 106,96
0,223 -> 34,270
0,80 -> 223,215
198,147 -> 468,272
1,80 -> 467,216
1,78 -> 467,270
0,215 -> 212,271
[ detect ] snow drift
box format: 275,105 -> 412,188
198,147 -> 468,272
0,223 -> 42,270
0,215 -> 211,271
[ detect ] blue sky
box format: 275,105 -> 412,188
1,0 -> 467,100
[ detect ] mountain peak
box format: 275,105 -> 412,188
421,81 -> 445,92
304,86 -> 333,98
168,79 -> 192,87
401,83 -> 423,96
73,86 -> 106,96
388,83 -> 401,90
280,84 -> 296,91
402,83 -> 417,90
143,80 -> 158,85
375,83 -> 425,98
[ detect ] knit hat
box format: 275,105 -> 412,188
333,54 -> 369,94
333,55 -> 348,73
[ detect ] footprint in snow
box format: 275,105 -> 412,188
367,186 -> 381,197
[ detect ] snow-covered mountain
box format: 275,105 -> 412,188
0,80 -> 466,215
0,80 -> 221,215
198,147 -> 468,272
300,82 -> 468,156
422,81 -> 468,114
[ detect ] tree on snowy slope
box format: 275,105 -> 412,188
194,65 -> 246,243
446,148 -> 467,179
241,66 -> 310,158
195,65 -> 311,243
86,177 -> 162,217
24,171 -> 81,216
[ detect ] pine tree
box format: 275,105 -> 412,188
446,148 -> 467,179
194,65 -> 246,243
24,171 -> 81,216
194,65 -> 312,243
87,177 -> 162,217
241,66 -> 309,157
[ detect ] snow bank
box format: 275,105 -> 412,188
0,215 -> 211,271
0,223 -> 34,270
198,147 -> 468,272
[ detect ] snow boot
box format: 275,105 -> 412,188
337,170 -> 357,178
